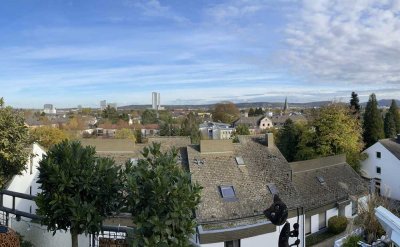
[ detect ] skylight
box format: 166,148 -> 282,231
235,156 -> 245,166
267,183 -> 279,195
219,185 -> 237,201
316,176 -> 326,184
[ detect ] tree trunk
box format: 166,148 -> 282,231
71,230 -> 78,247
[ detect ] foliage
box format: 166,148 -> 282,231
328,216 -> 348,234
159,122 -> 181,136
35,140 -> 124,247
125,143 -> 202,247
384,111 -> 397,138
355,194 -> 398,244
276,119 -> 303,162
17,231 -> 35,247
388,99 -> 400,134
212,102 -> 240,123
248,107 -> 263,116
248,108 -> 255,116
64,116 -> 85,131
115,128 -> 136,142
181,112 -> 201,144
101,105 -> 119,123
134,128 -> 142,143
305,231 -> 336,247
30,126 -> 69,149
349,92 -> 361,117
296,104 -> 365,171
235,124 -> 250,135
141,109 -> 158,125
363,94 -> 384,148
0,98 -> 30,187
343,235 -> 363,247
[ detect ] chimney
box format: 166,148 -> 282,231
397,134 -> 400,143
266,133 -> 274,147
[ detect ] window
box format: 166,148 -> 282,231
29,186 -> 32,195
267,183 -> 279,195
225,240 -> 240,247
219,186 -> 237,201
376,152 -> 381,158
316,176 -> 326,185
305,216 -> 311,235
376,167 -> 381,174
235,157 -> 244,166
319,212 -> 326,230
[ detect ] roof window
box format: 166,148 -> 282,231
267,183 -> 279,195
235,156 -> 245,166
316,176 -> 326,185
219,185 -> 237,201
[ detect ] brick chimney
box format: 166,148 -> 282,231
266,133 -> 274,147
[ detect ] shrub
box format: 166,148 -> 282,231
343,235 -> 363,247
328,216 -> 348,234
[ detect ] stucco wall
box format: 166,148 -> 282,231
310,214 -> 319,233
326,208 -> 338,222
362,142 -> 400,200
10,218 -> 89,247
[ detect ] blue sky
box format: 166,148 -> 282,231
1,0 -> 399,108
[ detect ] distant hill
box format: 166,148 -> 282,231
119,101 -> 334,110
360,99 -> 400,107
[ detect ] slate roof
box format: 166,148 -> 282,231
188,135 -> 301,229
379,138 -> 400,160
79,136 -> 191,166
291,155 -> 368,211
232,116 -> 263,128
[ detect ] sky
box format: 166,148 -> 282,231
1,0 -> 400,108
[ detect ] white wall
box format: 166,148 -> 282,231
345,203 -> 352,217
11,218 -> 89,247
361,142 -> 400,200
327,208 -> 338,221
311,214 -> 319,233
4,143 -> 46,214
201,215 -> 305,247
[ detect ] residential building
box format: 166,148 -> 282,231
360,135 -> 400,200
141,124 -> 160,137
43,104 -> 56,114
100,100 -> 107,110
199,121 -> 234,140
291,155 -> 368,235
232,116 -> 273,133
152,92 -> 160,110
270,113 -> 307,128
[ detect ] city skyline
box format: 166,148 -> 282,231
1,0 -> 400,108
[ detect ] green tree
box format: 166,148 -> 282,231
102,105 -> 119,124
388,99 -> 400,134
125,143 -> 202,246
349,91 -> 361,117
276,119 -> 302,162
212,102 -> 240,123
248,108 -> 255,116
384,111 -> 397,138
363,94 -> 384,147
0,98 -> 30,187
235,124 -> 250,135
254,107 -> 264,116
159,122 -> 180,136
141,109 -> 158,125
181,112 -> 201,144
30,126 -> 69,149
296,104 -> 365,171
115,128 -> 136,142
35,140 -> 124,247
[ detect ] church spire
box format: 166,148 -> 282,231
283,97 -> 289,113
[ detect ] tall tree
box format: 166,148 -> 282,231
248,108 -> 255,116
212,102 -> 240,123
277,119 -> 301,162
349,91 -> 361,117
181,112 -> 201,144
235,124 -> 250,135
384,112 -> 397,138
297,104 -> 365,171
141,109 -> 158,125
0,98 -> 30,187
30,126 -> 69,149
115,128 -> 136,142
125,143 -> 202,246
35,141 -> 124,247
363,94 -> 385,147
388,99 -> 400,134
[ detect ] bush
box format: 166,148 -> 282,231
343,235 -> 362,247
328,216 -> 348,234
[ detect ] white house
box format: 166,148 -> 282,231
360,135 -> 400,200
199,122 -> 234,140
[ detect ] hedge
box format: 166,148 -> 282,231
328,216 -> 348,234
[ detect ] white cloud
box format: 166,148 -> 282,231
284,0 -> 400,85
